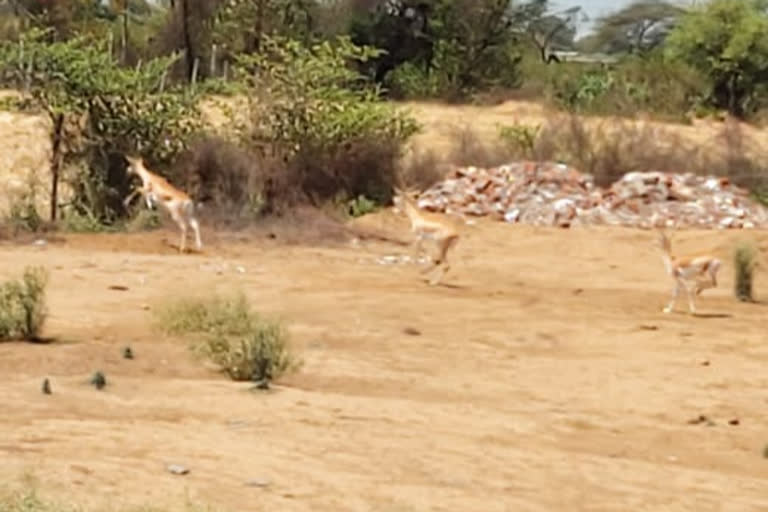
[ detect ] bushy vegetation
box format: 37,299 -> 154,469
157,293 -> 300,385
734,241 -> 759,302
0,266 -> 48,342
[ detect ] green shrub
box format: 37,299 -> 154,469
0,266 -> 48,342
734,242 -> 758,302
231,36 -> 420,213
534,54 -> 706,122
157,293 -> 299,384
0,28 -> 203,225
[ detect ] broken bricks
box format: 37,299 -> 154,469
416,161 -> 768,229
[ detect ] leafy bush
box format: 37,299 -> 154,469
157,293 -> 299,384
0,28 -> 203,225
231,36 -> 420,212
734,241 -> 758,302
385,38 -> 523,101
0,266 -> 48,342
665,0 -> 768,118
536,55 -> 706,121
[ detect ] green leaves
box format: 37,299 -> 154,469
0,28 -> 203,222
665,0 -> 768,116
234,35 -> 419,156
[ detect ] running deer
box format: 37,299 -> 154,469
123,155 -> 203,253
656,229 -> 721,314
392,186 -> 462,286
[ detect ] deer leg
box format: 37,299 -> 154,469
663,281 -> 681,313
168,203 -> 187,253
684,282 -> 697,314
123,187 -> 142,208
189,216 -> 202,251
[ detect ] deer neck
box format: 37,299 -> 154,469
134,164 -> 154,187
401,196 -> 425,225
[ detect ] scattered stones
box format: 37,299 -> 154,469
403,327 -> 422,336
687,414 -> 716,426
416,161 -> 768,229
244,478 -> 271,488
108,285 -> 129,291
90,371 -> 106,390
729,418 -> 740,426
41,378 -> 51,395
167,464 -> 190,475
123,346 -> 134,360
376,254 -> 431,266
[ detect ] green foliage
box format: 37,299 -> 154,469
734,241 -> 758,302
0,266 -> 48,342
6,196 -> 44,233
498,121 -> 541,158
0,28 -> 203,224
534,54 -> 705,121
386,38 -> 524,100
233,35 -> 420,208
360,0 -> 528,100
346,194 -> 378,218
665,0 -> 768,117
157,293 -> 299,384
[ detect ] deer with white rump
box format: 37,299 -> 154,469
655,229 -> 721,315
123,154 -> 203,253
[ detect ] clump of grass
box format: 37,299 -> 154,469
0,266 -> 48,342
156,293 -> 299,384
734,241 -> 758,302
124,208 -> 161,232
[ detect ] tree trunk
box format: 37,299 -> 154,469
50,113 -> 65,222
180,0 -> 195,81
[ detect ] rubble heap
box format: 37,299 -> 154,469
416,161 -> 768,229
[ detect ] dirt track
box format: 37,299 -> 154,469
1,213 -> 768,511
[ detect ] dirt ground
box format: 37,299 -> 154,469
1,212 -> 768,512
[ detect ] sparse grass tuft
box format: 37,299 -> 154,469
156,293 -> 300,384
0,266 -> 48,342
6,198 -> 44,234
0,488 -> 77,512
734,242 -> 758,302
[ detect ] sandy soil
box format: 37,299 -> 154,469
1,213 -> 768,512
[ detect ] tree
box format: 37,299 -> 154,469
524,5 -> 584,62
351,0 -> 549,95
0,29 -> 202,222
591,0 -> 684,55
665,0 -> 768,117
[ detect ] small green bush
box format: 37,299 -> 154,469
734,242 -> 758,302
157,293 -> 299,383
232,36 -> 420,212
0,266 -> 49,342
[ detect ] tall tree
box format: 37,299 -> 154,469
666,0 -> 768,116
591,0 -> 684,54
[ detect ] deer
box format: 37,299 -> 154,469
123,154 -> 203,254
655,229 -> 721,315
392,186 -> 463,286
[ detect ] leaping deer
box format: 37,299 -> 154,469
392,186 -> 462,286
656,229 -> 721,315
123,155 -> 203,254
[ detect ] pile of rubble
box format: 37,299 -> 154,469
416,161 -> 768,229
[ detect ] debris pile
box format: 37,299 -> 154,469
416,161 -> 768,229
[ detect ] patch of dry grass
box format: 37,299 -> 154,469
399,101 -> 768,194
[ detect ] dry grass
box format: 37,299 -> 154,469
399,101 -> 768,193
